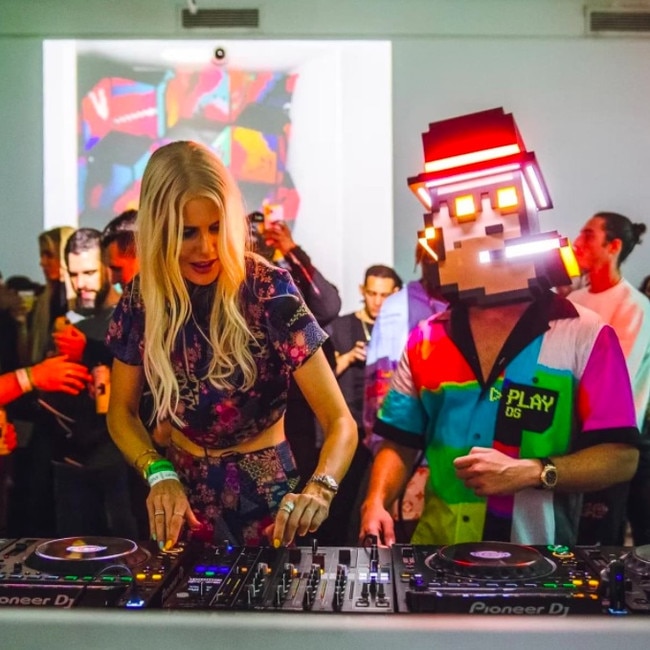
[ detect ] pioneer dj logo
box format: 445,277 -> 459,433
469,601 -> 569,616
0,593 -> 74,608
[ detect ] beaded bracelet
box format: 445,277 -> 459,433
147,470 -> 180,487
15,368 -> 33,394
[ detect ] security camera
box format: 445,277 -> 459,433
214,47 -> 227,62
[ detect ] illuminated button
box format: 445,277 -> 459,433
588,579 -> 599,588
101,576 -> 116,582
120,576 -> 133,582
64,575 -> 79,580
151,573 -> 163,581
135,573 -> 147,580
572,579 -> 584,586
542,583 -> 558,589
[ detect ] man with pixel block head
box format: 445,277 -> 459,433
360,108 -> 640,547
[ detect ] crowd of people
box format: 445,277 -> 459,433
1,131 -> 648,552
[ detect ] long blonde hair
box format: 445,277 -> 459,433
137,141 -> 258,426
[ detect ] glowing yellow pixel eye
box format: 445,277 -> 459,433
496,186 -> 518,210
455,194 -> 476,221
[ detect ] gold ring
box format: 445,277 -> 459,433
172,512 -> 184,517
154,510 -> 164,516
280,500 -> 295,515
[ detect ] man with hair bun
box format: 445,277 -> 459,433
570,211 -> 650,546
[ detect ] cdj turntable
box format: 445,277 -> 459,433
392,541 -> 603,615
164,540 -> 394,613
0,536 -> 194,609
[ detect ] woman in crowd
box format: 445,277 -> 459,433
30,226 -> 76,363
107,141 -> 357,550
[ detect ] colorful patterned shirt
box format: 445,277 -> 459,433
106,258 -> 328,450
375,292 -> 639,546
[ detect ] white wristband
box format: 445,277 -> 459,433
15,368 -> 33,394
147,470 -> 180,487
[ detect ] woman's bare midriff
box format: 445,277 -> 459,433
169,416 -> 286,458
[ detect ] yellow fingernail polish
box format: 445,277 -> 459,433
273,538 -> 281,549
164,540 -> 173,551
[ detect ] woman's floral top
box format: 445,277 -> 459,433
106,258 -> 328,449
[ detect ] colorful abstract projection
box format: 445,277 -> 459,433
78,63 -> 299,227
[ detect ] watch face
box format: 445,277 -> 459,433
541,465 -> 558,488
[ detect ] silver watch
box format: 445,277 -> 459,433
307,473 -> 339,494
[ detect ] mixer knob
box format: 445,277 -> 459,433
409,573 -> 425,589
274,585 -> 284,608
246,584 -> 256,606
302,588 -> 314,610
332,589 -> 344,612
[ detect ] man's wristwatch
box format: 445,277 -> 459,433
307,473 -> 339,494
538,457 -> 558,490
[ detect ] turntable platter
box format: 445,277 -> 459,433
25,537 -> 151,575
625,543 -> 650,579
426,541 -> 554,580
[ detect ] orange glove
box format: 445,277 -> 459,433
0,421 -> 17,456
52,324 -> 87,362
30,355 -> 92,395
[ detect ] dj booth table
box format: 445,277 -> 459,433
3,537 -> 650,648
2,609 -> 650,650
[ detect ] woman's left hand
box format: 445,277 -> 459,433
271,484 -> 334,547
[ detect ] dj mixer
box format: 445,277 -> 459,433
1,536 -> 649,615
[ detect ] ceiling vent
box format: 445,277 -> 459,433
181,8 -> 260,29
586,6 -> 650,34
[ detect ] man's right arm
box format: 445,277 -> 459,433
359,439 -> 419,546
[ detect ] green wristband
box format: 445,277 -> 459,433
145,459 -> 175,479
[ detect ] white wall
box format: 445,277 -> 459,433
1,0 -> 649,301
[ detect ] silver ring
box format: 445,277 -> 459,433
280,500 -> 295,515
154,510 -> 164,516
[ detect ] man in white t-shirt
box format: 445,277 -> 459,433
570,211 -> 650,546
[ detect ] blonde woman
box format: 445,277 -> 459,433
106,141 -> 357,549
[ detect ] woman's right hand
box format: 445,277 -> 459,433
30,355 -> 92,394
146,478 -> 202,550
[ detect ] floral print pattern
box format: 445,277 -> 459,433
168,441 -> 300,545
106,259 -> 328,449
